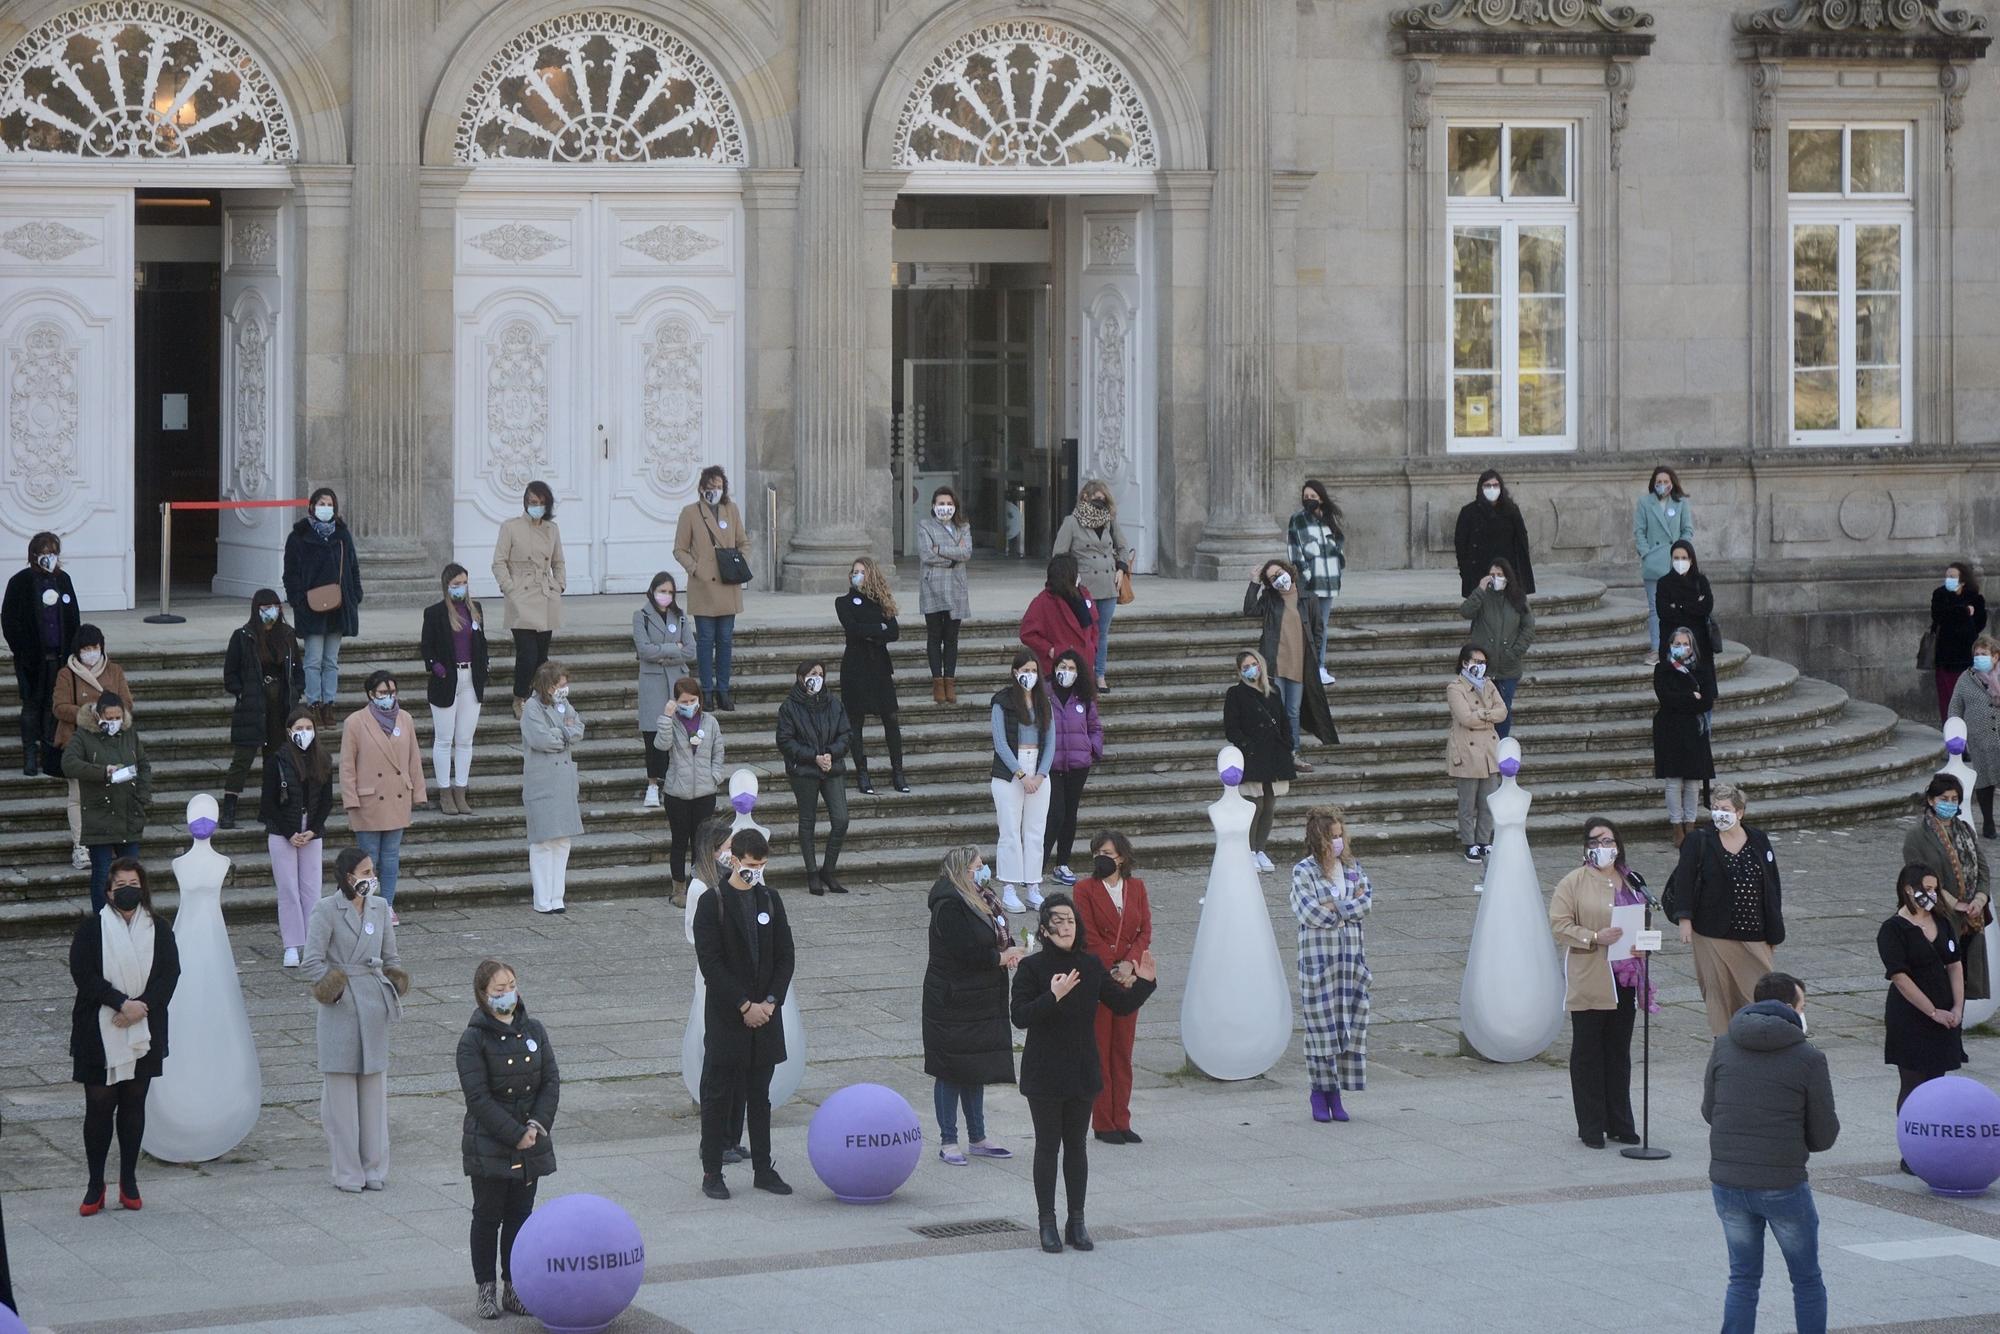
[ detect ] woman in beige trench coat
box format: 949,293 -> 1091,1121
492,480 -> 565,715
340,669 -> 427,923
673,464 -> 747,712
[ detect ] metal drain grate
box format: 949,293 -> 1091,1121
910,1217 -> 1028,1240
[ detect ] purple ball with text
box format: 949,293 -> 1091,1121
508,1193 -> 645,1333
1897,1075 -> 2000,1198
807,1082 -> 924,1203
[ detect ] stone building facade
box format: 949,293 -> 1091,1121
0,0 -> 1993,714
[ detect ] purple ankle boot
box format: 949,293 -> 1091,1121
1328,1090 -> 1349,1122
1310,1090 -> 1332,1123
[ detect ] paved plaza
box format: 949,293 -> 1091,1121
3,816 -> 1998,1332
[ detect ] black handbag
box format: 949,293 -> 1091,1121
1918,625 -> 1938,671
714,545 -> 752,586
1705,615 -> 1724,655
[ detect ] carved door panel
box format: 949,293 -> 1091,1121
0,190 -> 134,608
1069,198 -> 1154,572
215,195 -> 290,598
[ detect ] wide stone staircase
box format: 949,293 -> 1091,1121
0,578 -> 1943,927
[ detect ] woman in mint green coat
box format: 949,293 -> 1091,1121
1634,466 -> 1694,659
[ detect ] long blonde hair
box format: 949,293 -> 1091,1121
852,555 -> 898,618
1236,648 -> 1272,697
939,845 -> 1004,941
441,562 -> 482,634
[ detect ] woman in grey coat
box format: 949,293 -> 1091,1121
918,484 -> 973,704
521,661 -> 585,914
1050,479 -> 1134,693
652,675 -> 726,899
302,847 -> 409,1192
634,571 -> 695,812
1948,632 -> 2000,837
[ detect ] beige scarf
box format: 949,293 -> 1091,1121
97,905 -> 155,1084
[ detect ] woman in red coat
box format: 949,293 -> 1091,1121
1018,554 -> 1099,677
1073,829 -> 1151,1144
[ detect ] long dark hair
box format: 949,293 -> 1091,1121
1299,478 -> 1344,540
248,587 -> 293,654
1050,646 -> 1096,704
1583,816 -> 1629,875
1045,552 -> 1081,601
1475,469 -> 1519,516
1670,539 -> 1701,580
473,957 -> 517,1017
930,484 -> 966,532
1896,863 -> 1941,912
699,465 -> 730,505
1003,649 -> 1052,730
1649,465 -> 1686,501
283,705 -> 331,786
334,846 -> 372,897
1945,558 -> 1981,600
1036,891 -> 1087,951
1487,555 -> 1528,613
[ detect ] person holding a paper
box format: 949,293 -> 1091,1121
1549,819 -> 1658,1149
62,692 -> 150,913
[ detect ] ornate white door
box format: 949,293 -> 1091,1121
454,194 -> 742,594
1069,198 -> 1155,572
215,194 -> 291,598
0,189 -> 134,609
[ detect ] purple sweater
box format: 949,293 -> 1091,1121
1048,686 -> 1103,772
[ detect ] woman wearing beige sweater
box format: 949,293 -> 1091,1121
1445,643 -> 1508,864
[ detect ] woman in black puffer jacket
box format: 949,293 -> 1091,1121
456,958 -> 559,1321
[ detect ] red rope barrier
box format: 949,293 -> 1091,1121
163,499 -> 311,511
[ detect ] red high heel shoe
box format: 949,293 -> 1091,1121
79,1183 -> 105,1216
118,1185 -> 142,1210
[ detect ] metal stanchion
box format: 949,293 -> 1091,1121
765,483 -> 779,590
143,501 -> 186,624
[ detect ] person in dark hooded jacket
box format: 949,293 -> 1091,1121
774,659 -> 851,895
455,957 -> 559,1321
221,589 -> 303,830
923,847 -> 1025,1166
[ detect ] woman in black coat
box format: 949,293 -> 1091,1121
1453,470 -> 1536,597
262,706 -> 334,967
1655,540 -> 1714,661
69,858 -> 180,1214
923,848 -> 1026,1165
221,589 -> 303,829
456,957 -> 559,1319
1931,560 -> 1989,723
775,659 -> 852,895
1654,627 -> 1718,847
838,556 -> 906,795
1223,650 -> 1295,873
2,529 -> 80,776
421,564 -> 491,816
281,487 -> 364,724
1011,893 -> 1156,1254
1666,783 -> 1783,1038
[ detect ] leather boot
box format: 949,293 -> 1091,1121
1064,1214 -> 1094,1252
931,676 -> 945,704
943,677 -> 958,703
219,793 -> 239,830
438,786 -> 461,816
1670,820 -> 1685,849
1039,1214 -> 1063,1254
456,786 -> 475,813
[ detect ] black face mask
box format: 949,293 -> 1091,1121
1093,854 -> 1119,880
111,884 -> 142,912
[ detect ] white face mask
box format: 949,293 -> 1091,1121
934,504 -> 954,520
1482,486 -> 1501,503
1490,575 -> 1507,591
1671,558 -> 1691,576
292,729 -> 315,750
1016,671 -> 1038,690
1654,481 -> 1671,498
313,504 -> 335,523
1463,662 -> 1487,682
703,488 -> 723,506
80,648 -> 103,667
1055,667 -> 1077,687
552,685 -> 570,706
1272,572 -> 1293,592
101,718 -> 122,736
804,675 -> 823,694
1588,845 -> 1618,869
1712,808 -> 1740,832
35,552 -> 58,572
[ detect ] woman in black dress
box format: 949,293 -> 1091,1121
1879,863 -> 1966,1169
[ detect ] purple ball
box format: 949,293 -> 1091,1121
0,1301 -> 26,1334
1897,1075 -> 2000,1198
807,1083 -> 923,1203
508,1193 -> 646,1333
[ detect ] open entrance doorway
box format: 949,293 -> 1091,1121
134,189 -> 221,594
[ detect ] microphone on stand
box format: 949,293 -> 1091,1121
1619,863 -> 1670,1161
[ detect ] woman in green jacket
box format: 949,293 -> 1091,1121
1460,557 -> 1535,740
1634,465 -> 1694,660
62,691 -> 151,912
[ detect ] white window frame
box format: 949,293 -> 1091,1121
1785,122 -> 1913,446
1444,121 -> 1579,453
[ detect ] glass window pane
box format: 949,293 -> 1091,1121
1856,295 -> 1901,366
1518,297 -> 1566,371
1855,224 -> 1901,292
1792,370 -> 1838,431
1856,368 -> 1902,430
1791,225 -> 1838,294
1518,226 -> 1566,294
1787,129 -> 1841,194
1454,375 -> 1497,437
1453,298 -> 1496,371
1507,126 -> 1567,198
1792,296 -> 1838,370
1518,372 -> 1565,438
1849,129 -> 1906,194
1452,226 -> 1499,295
1449,126 -> 1500,198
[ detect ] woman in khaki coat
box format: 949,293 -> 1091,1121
52,624 -> 133,870
491,480 -> 565,715
1446,643 -> 1508,863
672,464 -> 747,712
1550,818 -> 1653,1149
340,669 -> 427,924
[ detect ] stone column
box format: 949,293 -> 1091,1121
782,0 -> 871,591
1193,0 -> 1276,578
342,0 -> 432,599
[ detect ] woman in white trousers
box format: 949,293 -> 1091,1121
420,564 -> 490,815
989,650 -> 1056,914
520,661 -> 585,913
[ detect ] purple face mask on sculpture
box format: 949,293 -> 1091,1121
1498,757 -> 1521,778
1948,736 -> 1967,756
189,817 -> 218,840
731,791 -> 756,814
1220,766 -> 1243,787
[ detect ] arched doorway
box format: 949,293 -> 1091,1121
448,11 -> 749,595
0,1 -> 301,608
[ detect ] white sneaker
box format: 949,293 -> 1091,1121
1001,886 -> 1026,913
643,783 -> 661,810
1027,884 -> 1046,909
71,844 -> 90,870
1319,667 -> 1336,685
1253,851 -> 1275,874
282,946 -> 300,968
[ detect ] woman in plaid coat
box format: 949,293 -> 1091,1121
1289,806 -> 1372,1123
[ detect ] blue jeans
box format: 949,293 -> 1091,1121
1092,595 -> 1115,680
1306,594 -> 1334,664
1712,1183 -> 1826,1334
1494,676 -> 1519,740
1277,676 -> 1304,750
934,1080 -> 986,1146
87,841 -> 141,914
695,615 -> 735,693
1644,577 -> 1663,652
353,828 -> 405,905
301,633 -> 342,705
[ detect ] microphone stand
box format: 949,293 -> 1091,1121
1621,873 -> 1671,1162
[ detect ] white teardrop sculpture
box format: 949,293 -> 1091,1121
1458,775 -> 1566,1062
1939,738 -> 1999,1030
680,874 -> 806,1108
146,812 -> 262,1161
1181,783 -> 1294,1080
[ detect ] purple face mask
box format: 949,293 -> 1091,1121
1947,737 -> 1967,756
731,791 -> 756,815
189,817 -> 218,840
1220,766 -> 1243,787
1498,757 -> 1521,778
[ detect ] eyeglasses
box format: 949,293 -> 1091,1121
1585,837 -> 1617,849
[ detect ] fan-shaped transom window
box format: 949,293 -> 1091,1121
0,1 -> 295,160
456,12 -> 746,165
894,20 -> 1157,169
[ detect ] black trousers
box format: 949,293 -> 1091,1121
700,1059 -> 773,1175
790,772 -> 849,875
848,706 -> 904,778
469,1175 -> 539,1284
642,730 -> 667,782
1568,984 -> 1638,1140
83,1077 -> 150,1189
511,630 -> 552,700
1027,1094 -> 1092,1220
224,742 -> 269,795
925,612 -> 960,678
1978,784 -> 1996,831
1044,765 -> 1091,866
15,655 -> 59,772
662,792 -> 716,882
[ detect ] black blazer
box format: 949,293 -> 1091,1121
1656,570 -> 1714,649
922,877 -> 1016,1087
259,744 -> 333,839
223,625 -> 303,748
1223,682 -> 1295,784
836,593 -> 900,715
693,882 -> 796,1068
1454,499 -> 1537,597
69,911 -> 181,1085
1010,943 -> 1154,1100
421,600 -> 491,708
1668,824 -> 1784,945
456,1003 -> 560,1181
2,565 -> 80,688
282,519 -> 362,638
